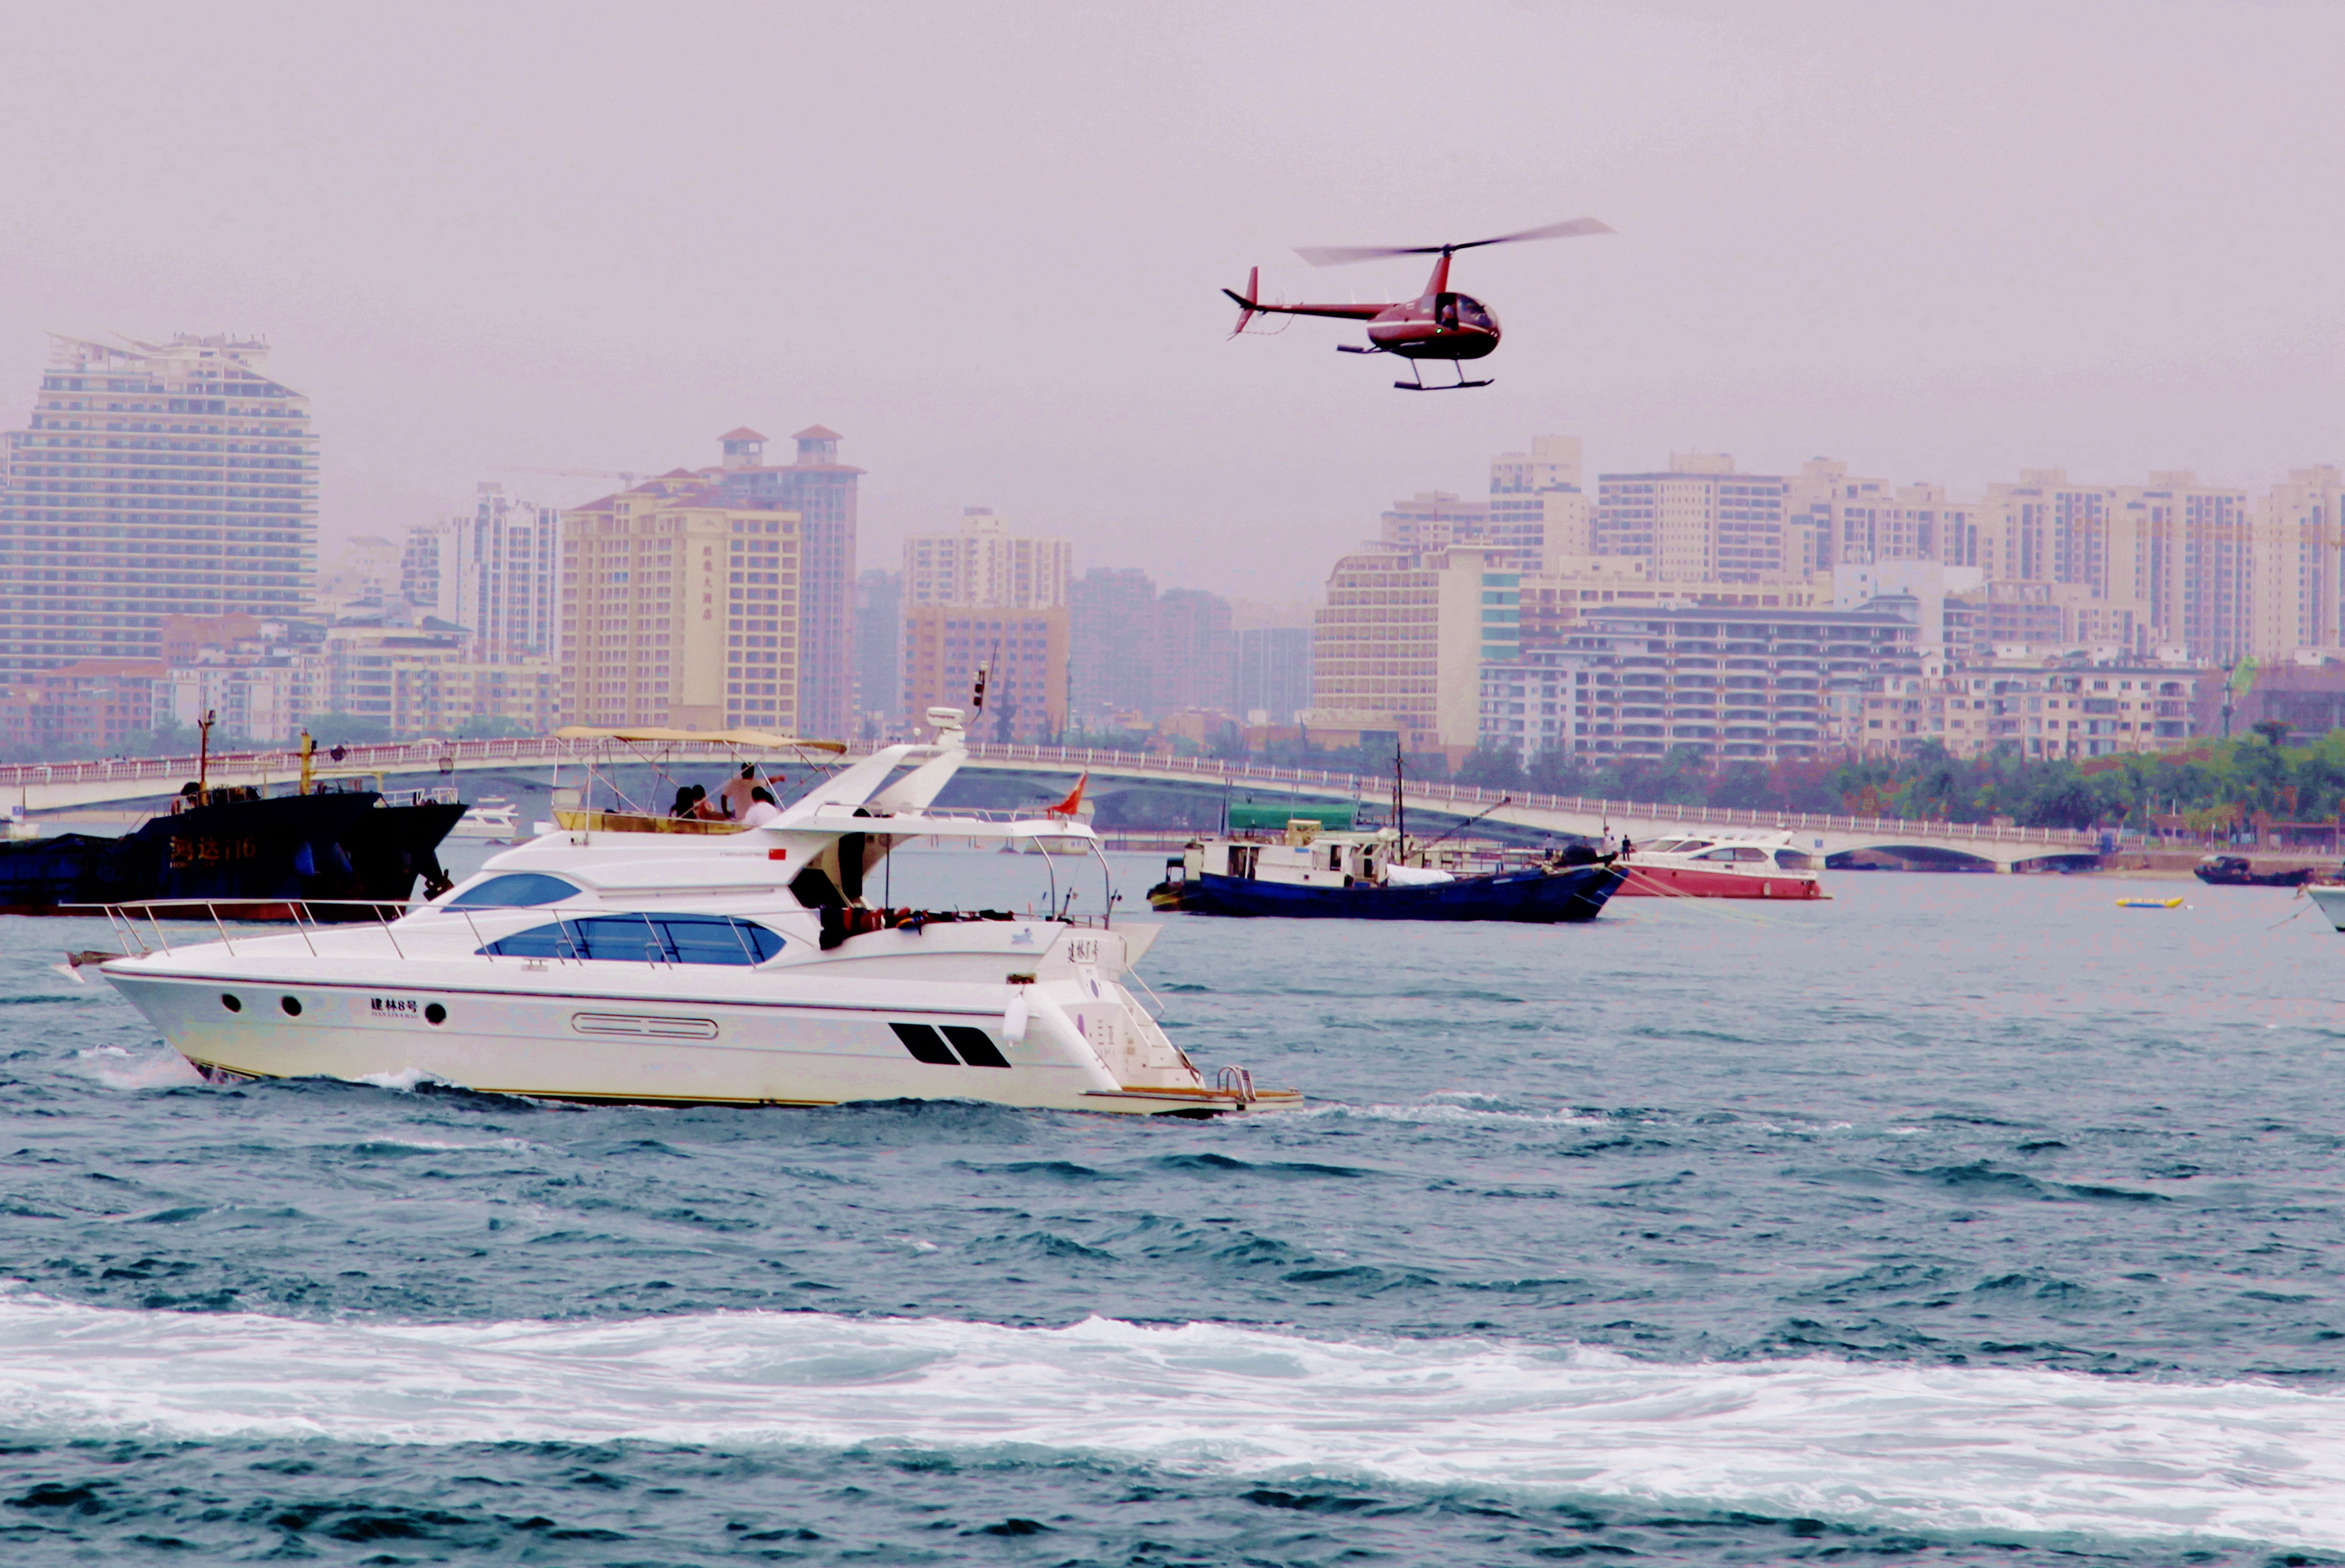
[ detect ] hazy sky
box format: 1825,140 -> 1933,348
1,2 -> 2337,602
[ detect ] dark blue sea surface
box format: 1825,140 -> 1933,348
1,851 -> 2340,1564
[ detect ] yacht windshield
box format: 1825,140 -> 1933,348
447,873 -> 581,907
478,914 -> 784,965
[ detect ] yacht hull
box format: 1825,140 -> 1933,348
1155,863 -> 1624,921
1615,864 -> 1824,899
101,949 -> 1267,1116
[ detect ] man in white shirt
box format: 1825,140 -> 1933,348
739,786 -> 782,827
719,765 -> 761,820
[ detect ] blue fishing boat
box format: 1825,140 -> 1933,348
1153,857 -> 1624,921
1148,760 -> 1624,923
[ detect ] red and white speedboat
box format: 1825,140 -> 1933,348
1615,829 -> 1826,900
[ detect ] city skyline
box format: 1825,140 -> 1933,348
0,4 -> 2335,604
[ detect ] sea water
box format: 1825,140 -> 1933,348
0,853 -> 2339,1564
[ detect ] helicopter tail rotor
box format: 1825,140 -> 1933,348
1298,215 -> 1613,267
1225,266 -> 1260,335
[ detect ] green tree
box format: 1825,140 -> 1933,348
1455,740 -> 1525,791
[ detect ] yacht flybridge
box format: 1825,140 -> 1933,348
87,713 -> 1296,1116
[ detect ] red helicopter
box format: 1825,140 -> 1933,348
1223,216 -> 1612,390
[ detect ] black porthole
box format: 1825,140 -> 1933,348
220,994 -> 242,1013
424,1003 -> 447,1026
280,996 -> 302,1018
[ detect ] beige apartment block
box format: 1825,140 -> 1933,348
561,476 -> 798,734
2252,466 -> 2345,657
1860,661 -> 2211,761
900,602 -> 1068,742
1594,455 -> 1804,584
1788,460 -> 1986,573
1306,545 -> 1511,753
1974,469 -> 2256,662
902,508 -> 1071,610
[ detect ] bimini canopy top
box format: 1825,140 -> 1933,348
554,726 -> 847,754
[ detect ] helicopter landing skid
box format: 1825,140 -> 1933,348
1395,377 -> 1493,391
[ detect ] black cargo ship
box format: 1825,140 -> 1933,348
1,783 -> 467,918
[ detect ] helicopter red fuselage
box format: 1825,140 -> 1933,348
1365,291 -> 1501,361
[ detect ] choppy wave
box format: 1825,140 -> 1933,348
0,1297 -> 2338,1551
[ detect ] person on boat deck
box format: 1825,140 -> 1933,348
719,765 -> 761,820
670,784 -> 704,818
739,786 -> 781,828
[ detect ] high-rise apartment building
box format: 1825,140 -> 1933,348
1308,545 -> 1515,754
401,484 -> 561,663
1594,456 -> 1793,583
561,475 -> 799,733
1069,567 -> 1157,721
1365,438 -> 1589,574
902,508 -> 1072,610
2254,466 -> 2345,656
900,604 -> 1068,741
1973,469 -> 2250,663
0,333 -> 316,678
1786,460 -> 1983,572
895,508 -> 1073,737
1236,626 -> 1313,724
1488,434 -> 1590,565
1377,491 -> 1489,555
853,568 -> 902,736
1152,588 -> 1237,716
704,426 -> 860,739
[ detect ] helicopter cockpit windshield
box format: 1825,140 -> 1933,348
1434,293 -> 1497,332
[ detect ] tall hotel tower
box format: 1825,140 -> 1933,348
707,426 -> 860,739
0,334 -> 316,676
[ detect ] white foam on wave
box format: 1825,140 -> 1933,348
1292,1093 -> 1607,1130
68,1042 -> 203,1090
0,1297 -> 2336,1551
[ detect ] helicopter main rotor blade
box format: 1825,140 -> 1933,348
1296,216 -> 1614,267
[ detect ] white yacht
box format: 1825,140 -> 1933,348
87,714 -> 1294,1117
1615,829 -> 1826,901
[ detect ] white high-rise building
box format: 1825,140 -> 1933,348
1489,434 -> 1590,567
401,484 -> 562,663
0,333 -> 316,676
2251,465 -> 2345,657
902,508 -> 1071,610
1594,454 -> 1795,584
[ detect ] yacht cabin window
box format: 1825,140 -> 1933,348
446,873 -> 582,908
477,914 -> 785,965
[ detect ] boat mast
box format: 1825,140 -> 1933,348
1392,748 -> 1407,862
197,710 -> 215,806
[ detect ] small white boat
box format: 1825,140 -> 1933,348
85,712 -> 1293,1117
2305,884 -> 2345,931
446,797 -> 521,841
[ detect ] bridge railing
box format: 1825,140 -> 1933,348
958,742 -> 2105,852
0,734 -> 714,792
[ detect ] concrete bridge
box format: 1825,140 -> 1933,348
0,737 -> 2100,870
